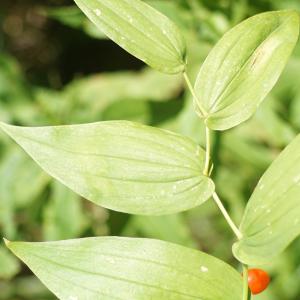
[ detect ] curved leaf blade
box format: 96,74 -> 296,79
233,134 -> 300,265
194,10 -> 299,130
5,237 -> 243,300
74,0 -> 186,74
0,121 -> 214,215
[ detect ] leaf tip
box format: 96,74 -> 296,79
3,238 -> 11,247
0,121 -> 10,131
0,122 -> 18,137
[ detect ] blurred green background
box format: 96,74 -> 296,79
0,0 -> 300,299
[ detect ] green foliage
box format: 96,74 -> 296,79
123,214 -> 196,247
5,237 -> 243,300
43,6 -> 107,39
0,121 -> 214,215
194,10 -> 299,130
1,0 -> 300,299
74,0 -> 186,74
43,181 -> 86,241
233,133 -> 300,265
0,246 -> 20,280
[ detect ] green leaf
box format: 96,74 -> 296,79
5,237 -> 243,300
194,10 -> 299,130
233,134 -> 300,265
73,0 -> 186,74
0,121 -> 214,215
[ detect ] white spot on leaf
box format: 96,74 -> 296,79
94,8 -> 102,16
293,174 -> 300,183
200,266 -> 208,272
160,190 -> 166,196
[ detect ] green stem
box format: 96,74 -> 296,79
204,126 -> 211,176
243,265 -> 250,300
183,72 -> 207,117
183,69 -> 248,299
212,192 -> 243,240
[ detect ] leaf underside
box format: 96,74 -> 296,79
0,121 -> 214,215
74,0 -> 186,74
233,133 -> 300,265
6,237 -> 243,300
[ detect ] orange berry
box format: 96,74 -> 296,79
247,268 -> 270,295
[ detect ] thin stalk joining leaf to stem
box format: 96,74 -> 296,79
212,192 -> 243,240
183,72 -> 207,117
183,72 -> 210,175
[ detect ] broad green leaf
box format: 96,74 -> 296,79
73,0 -> 186,74
233,134 -> 300,265
0,121 -> 214,215
194,10 -> 299,130
5,237 -> 243,300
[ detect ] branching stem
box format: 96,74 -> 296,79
183,70 -> 247,299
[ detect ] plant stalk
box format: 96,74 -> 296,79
184,70 -> 248,300
212,192 -> 243,240
243,265 -> 250,300
183,71 -> 242,239
183,72 -> 207,117
204,126 -> 211,176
